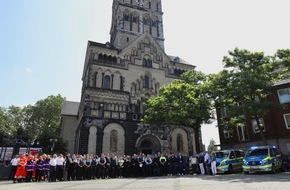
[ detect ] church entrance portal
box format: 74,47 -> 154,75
136,135 -> 161,155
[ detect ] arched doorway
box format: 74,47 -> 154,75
136,135 -> 161,155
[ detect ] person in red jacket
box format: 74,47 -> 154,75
14,153 -> 27,183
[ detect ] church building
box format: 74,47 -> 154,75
60,0 -> 200,156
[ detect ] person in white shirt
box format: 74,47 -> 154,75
49,154 -> 57,182
204,152 -> 211,175
9,154 -> 19,180
56,154 -> 65,181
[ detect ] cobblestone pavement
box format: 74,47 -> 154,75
0,172 -> 290,190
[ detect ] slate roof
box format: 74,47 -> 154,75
168,55 -> 192,66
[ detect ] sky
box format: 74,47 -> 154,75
1,0 -> 290,148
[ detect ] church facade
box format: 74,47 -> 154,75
60,0 -> 200,156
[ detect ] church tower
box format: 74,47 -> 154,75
60,0 -> 201,156
110,0 -> 165,49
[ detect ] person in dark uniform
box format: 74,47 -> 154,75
144,154 -> 153,177
76,155 -> 84,180
131,154 -> 138,178
153,154 -> 160,176
95,155 -> 101,179
70,154 -> 77,180
167,153 -> 173,176
159,154 -> 167,176
111,155 -> 119,178
84,154 -> 92,180
118,156 -> 125,178
176,153 -> 184,175
99,154 -> 106,179
123,155 -> 131,178
171,154 -> 177,175
198,153 -> 205,175
65,154 -> 72,181
105,154 -> 111,178
137,153 -> 145,177
90,155 -> 97,179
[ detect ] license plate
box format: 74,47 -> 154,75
250,166 -> 260,170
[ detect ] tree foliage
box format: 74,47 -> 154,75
143,70 -> 214,152
0,94 -> 67,154
211,48 -> 290,145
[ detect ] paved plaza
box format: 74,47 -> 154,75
0,173 -> 290,190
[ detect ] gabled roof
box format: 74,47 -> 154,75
119,31 -> 195,67
120,31 -> 171,62
167,55 -> 192,66
61,100 -> 80,116
88,41 -> 119,51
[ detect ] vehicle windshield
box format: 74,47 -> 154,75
215,151 -> 230,158
246,148 -> 268,156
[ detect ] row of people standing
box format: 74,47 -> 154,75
64,152 -> 191,180
10,152 -> 200,182
197,151 -> 217,175
10,153 -> 66,183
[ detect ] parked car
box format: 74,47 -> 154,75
243,145 -> 282,174
216,149 -> 245,173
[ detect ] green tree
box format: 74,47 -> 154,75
143,70 -> 214,153
0,106 -> 26,144
24,94 -> 67,153
0,107 -> 10,145
0,94 -> 67,154
212,48 -> 290,145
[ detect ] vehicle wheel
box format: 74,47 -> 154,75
228,165 -> 233,174
271,164 -> 276,174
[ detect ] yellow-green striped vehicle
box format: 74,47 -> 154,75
243,146 -> 282,174
216,149 -> 245,174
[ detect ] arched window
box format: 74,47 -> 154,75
144,75 -> 150,88
142,58 -> 152,68
110,130 -> 118,152
93,72 -> 98,87
103,75 -> 111,89
98,54 -> 103,60
177,134 -> 184,153
132,15 -> 138,23
124,13 -> 130,21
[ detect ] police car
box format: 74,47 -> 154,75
216,149 -> 244,173
243,145 -> 282,174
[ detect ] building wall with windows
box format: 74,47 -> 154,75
217,79 -> 290,154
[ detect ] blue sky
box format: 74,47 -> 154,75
1,0 -> 290,147
0,0 -> 112,107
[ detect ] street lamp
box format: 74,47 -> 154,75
49,138 -> 58,153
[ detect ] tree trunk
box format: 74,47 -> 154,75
255,116 -> 267,145
194,125 -> 202,153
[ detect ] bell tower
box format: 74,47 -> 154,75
110,0 -> 165,50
